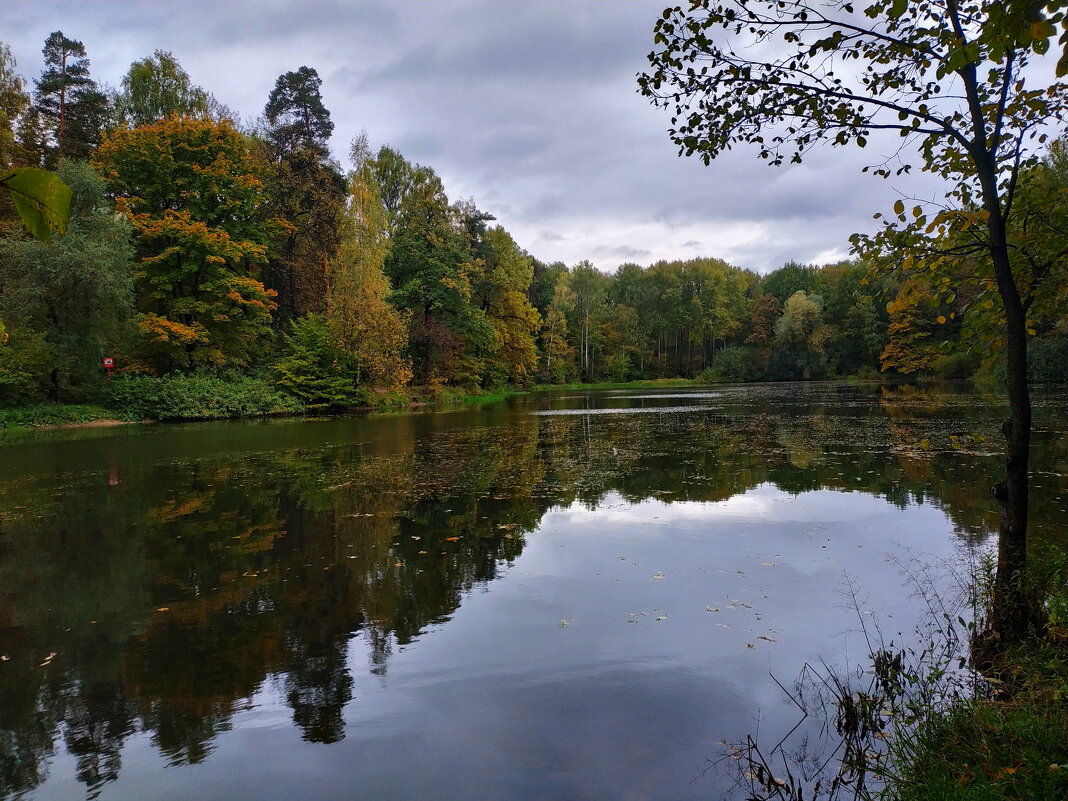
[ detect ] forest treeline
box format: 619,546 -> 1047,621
1,34 -> 1066,415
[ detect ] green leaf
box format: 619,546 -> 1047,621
0,168 -> 72,243
889,0 -> 908,20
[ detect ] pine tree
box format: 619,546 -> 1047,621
34,31 -> 109,165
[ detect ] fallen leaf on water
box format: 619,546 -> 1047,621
761,562 -> 775,566
558,619 -> 570,628
445,536 -> 460,542
746,643 -> 755,649
157,607 -> 170,612
706,607 -> 720,612
652,572 -> 666,581
0,655 -> 9,661
656,616 -> 668,621
757,635 -> 777,642
394,562 -> 405,568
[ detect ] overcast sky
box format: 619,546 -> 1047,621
6,0 -> 948,274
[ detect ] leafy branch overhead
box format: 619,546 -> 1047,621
0,167 -> 71,242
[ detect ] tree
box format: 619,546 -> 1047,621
385,166 -> 492,383
115,50 -> 211,126
476,227 -> 541,385
326,163 -> 411,390
0,160 -> 134,399
93,116 -> 278,371
34,31 -> 109,164
0,43 -> 29,170
367,145 -> 415,233
262,67 -> 345,324
773,290 -> 834,379
264,67 -> 333,160
639,0 -> 1068,640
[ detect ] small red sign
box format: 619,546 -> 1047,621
102,357 -> 114,367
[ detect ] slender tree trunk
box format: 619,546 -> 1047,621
990,241 -> 1032,643
982,179 -> 1031,642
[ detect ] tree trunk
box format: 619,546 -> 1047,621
987,218 -> 1032,643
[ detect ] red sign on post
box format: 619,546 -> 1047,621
102,357 -> 114,381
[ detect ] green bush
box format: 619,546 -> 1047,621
0,404 -> 114,429
273,315 -> 363,409
1028,335 -> 1068,383
699,346 -> 749,383
932,351 -> 980,380
106,373 -> 304,421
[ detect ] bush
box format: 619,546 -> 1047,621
273,315 -> 363,409
932,351 -> 980,380
699,345 -> 749,383
1028,335 -> 1068,383
106,373 -> 304,421
0,404 -> 114,430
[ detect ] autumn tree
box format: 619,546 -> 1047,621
475,226 -> 541,385
640,0 -> 1068,640
34,31 -> 109,165
93,116 -> 278,371
326,156 -> 411,390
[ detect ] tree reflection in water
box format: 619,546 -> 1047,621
0,383 -> 1065,798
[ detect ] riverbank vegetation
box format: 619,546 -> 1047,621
1,36 -> 1066,426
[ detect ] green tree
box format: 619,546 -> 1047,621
34,31 -> 109,165
264,66 -> 334,160
0,160 -> 133,399
773,290 -> 834,379
93,116 -> 278,371
262,67 -> 346,324
273,314 -> 361,408
385,166 -> 491,384
639,0 -> 1068,640
115,50 -> 211,126
0,43 -> 29,170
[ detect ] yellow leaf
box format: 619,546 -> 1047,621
937,315 -> 946,324
894,199 -> 905,215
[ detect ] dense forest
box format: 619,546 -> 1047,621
1,34 -> 1066,417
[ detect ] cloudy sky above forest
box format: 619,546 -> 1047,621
7,0 -> 949,273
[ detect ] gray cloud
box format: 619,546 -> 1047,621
5,0 -> 947,273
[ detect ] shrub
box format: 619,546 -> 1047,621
273,315 -> 363,409
699,345 -> 749,383
106,373 -> 304,421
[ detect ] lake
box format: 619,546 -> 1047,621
1,383 -> 1066,801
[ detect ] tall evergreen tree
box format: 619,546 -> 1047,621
264,66 -> 333,159
34,31 -> 109,165
262,67 -> 345,325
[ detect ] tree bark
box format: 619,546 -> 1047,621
986,209 -> 1032,643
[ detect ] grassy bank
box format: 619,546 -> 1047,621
0,404 -> 122,430
886,548 -> 1068,801
0,376 -> 532,432
533,377 -> 702,391
890,635 -> 1068,800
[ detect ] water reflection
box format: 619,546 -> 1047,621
0,383 -> 1065,799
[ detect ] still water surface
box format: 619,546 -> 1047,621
1,383 -> 1066,800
